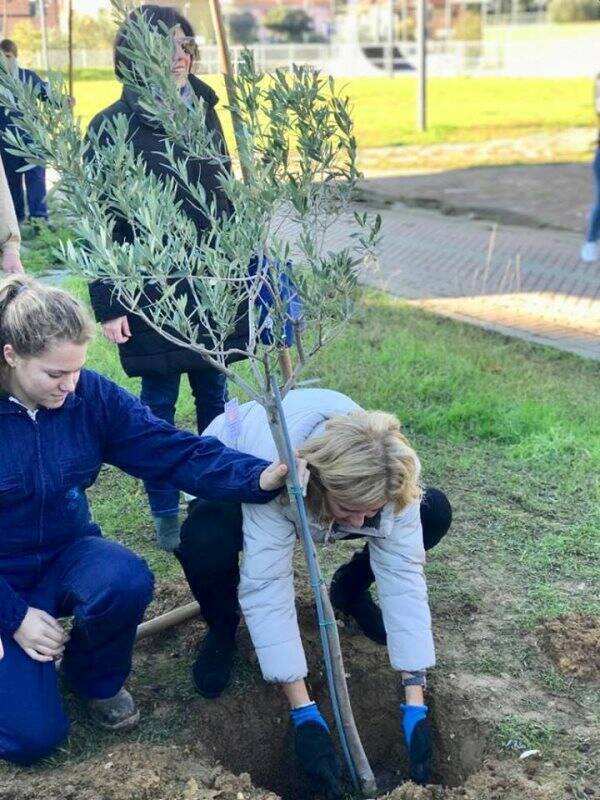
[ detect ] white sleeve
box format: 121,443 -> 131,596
239,500 -> 308,683
368,502 -> 435,672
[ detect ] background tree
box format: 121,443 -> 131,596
549,0 -> 600,22
6,20 -> 42,58
263,7 -> 314,42
227,11 -> 258,45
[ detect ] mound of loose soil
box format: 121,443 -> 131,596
0,742 -> 277,800
384,759 -> 550,800
540,615 -> 600,681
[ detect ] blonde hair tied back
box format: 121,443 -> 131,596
0,275 -> 94,387
298,410 -> 422,521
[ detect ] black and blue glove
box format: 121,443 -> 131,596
291,702 -> 344,799
247,255 -> 303,347
400,703 -> 432,785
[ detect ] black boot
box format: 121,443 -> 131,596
176,499 -> 244,698
192,620 -> 238,699
330,545 -> 387,646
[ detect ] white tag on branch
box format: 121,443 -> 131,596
225,398 -> 241,442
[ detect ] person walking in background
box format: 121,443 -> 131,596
0,39 -> 49,230
87,6 -> 243,552
0,151 -> 22,274
581,72 -> 600,262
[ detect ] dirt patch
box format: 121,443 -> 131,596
540,614 -> 600,682
179,603 -> 489,798
146,580 -> 195,617
0,582 -> 587,800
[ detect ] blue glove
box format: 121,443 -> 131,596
247,255 -> 303,347
290,701 -> 329,732
291,704 -> 342,799
400,703 -> 432,785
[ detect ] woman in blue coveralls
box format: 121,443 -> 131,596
0,275 -> 293,766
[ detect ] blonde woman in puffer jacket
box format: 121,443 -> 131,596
176,388 -> 452,798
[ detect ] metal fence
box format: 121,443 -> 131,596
28,36 -> 599,78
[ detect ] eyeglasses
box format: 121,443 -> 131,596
172,35 -> 198,60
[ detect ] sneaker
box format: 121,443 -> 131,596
330,585 -> 387,646
192,627 -> 237,699
580,241 -> 599,262
152,514 -> 180,552
86,688 -> 140,731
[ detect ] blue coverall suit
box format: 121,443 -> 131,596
0,369 -> 278,765
0,67 -> 48,221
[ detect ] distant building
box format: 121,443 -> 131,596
1,0 -> 60,36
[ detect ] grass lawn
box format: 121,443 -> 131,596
71,73 -> 595,151
484,21 -> 600,42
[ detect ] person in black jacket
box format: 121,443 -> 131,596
87,6 -> 244,551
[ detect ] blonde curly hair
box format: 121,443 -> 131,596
298,410 -> 422,523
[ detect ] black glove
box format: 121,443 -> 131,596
293,716 -> 344,799
401,703 -> 432,785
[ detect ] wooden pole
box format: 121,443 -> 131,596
68,0 -> 73,98
207,0 -> 292,383
416,0 -> 427,131
39,0 -> 49,73
207,0 -> 250,184
136,601 -> 200,640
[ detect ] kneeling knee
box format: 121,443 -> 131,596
97,555 -> 154,621
117,557 -> 154,616
4,717 -> 69,766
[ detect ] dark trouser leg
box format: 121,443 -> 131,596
2,152 -> 25,222
176,499 -> 243,697
188,367 -> 228,436
586,147 -> 600,242
24,165 -> 48,220
177,499 -> 242,631
0,625 -> 69,765
140,373 -> 181,518
34,537 -> 154,699
420,486 -> 452,551
330,487 -> 452,644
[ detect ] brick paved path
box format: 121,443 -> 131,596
319,204 -> 600,361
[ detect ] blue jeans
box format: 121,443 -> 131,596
586,147 -> 600,243
140,369 -> 228,518
1,150 -> 48,222
0,536 -> 154,765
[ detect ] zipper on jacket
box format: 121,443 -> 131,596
32,415 -> 46,551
